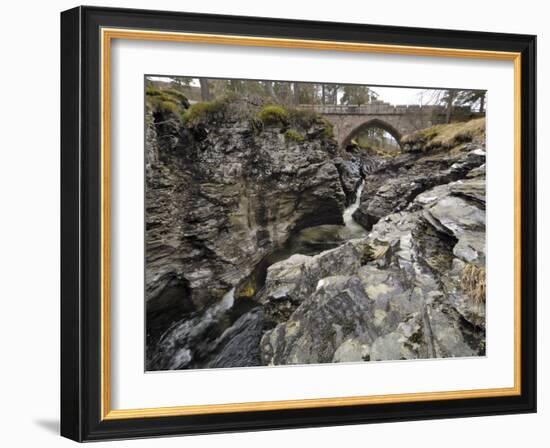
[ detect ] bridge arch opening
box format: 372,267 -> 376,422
342,118 -> 403,152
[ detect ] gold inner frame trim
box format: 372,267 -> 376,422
100,27 -> 522,421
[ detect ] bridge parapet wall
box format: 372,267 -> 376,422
295,103 -> 478,147
297,103 -> 471,116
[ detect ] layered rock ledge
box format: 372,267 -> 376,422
145,88 -> 486,370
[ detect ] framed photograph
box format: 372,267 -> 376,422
60,6 -> 536,441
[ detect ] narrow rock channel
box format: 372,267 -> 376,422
145,89 -> 487,370
148,179 -> 369,370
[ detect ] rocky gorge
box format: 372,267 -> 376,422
144,87 -> 487,371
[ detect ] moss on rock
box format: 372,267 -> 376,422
284,129 -> 305,143
257,105 -> 289,126
181,98 -> 229,125
146,86 -> 190,117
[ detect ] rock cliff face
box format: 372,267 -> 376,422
145,90 -> 486,371
145,95 -> 347,364
259,120 -> 486,364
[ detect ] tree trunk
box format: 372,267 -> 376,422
199,78 -> 211,101
293,82 -> 300,105
479,95 -> 485,114
266,81 -> 276,99
321,85 -> 326,105
445,89 -> 457,124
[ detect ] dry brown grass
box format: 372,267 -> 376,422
402,117 -> 485,150
460,263 -> 486,305
371,244 -> 390,260
360,243 -> 390,265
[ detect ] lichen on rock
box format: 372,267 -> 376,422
144,84 -> 487,371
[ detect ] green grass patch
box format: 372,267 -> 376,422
148,96 -> 180,114
181,98 -> 228,125
257,105 -> 289,125
284,129 -> 304,143
145,86 -> 163,97
146,86 -> 190,117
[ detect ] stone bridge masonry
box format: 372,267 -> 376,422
298,102 -> 479,148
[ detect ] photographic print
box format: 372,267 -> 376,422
144,76 -> 487,371
61,9 -> 536,440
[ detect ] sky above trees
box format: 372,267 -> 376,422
147,76 -> 485,111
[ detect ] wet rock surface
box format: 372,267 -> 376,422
145,98 -> 346,363
353,145 -> 486,230
145,92 -> 486,371
261,275 -> 377,365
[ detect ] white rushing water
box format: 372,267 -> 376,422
342,180 -> 367,237
220,287 -> 236,311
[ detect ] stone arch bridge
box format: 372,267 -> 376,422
298,102 -> 478,148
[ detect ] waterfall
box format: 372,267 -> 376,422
220,287 -> 236,310
341,180 -> 367,237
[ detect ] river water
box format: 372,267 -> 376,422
147,180 -> 368,370
342,180 -> 367,238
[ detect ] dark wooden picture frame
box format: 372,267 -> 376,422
61,6 -> 536,442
